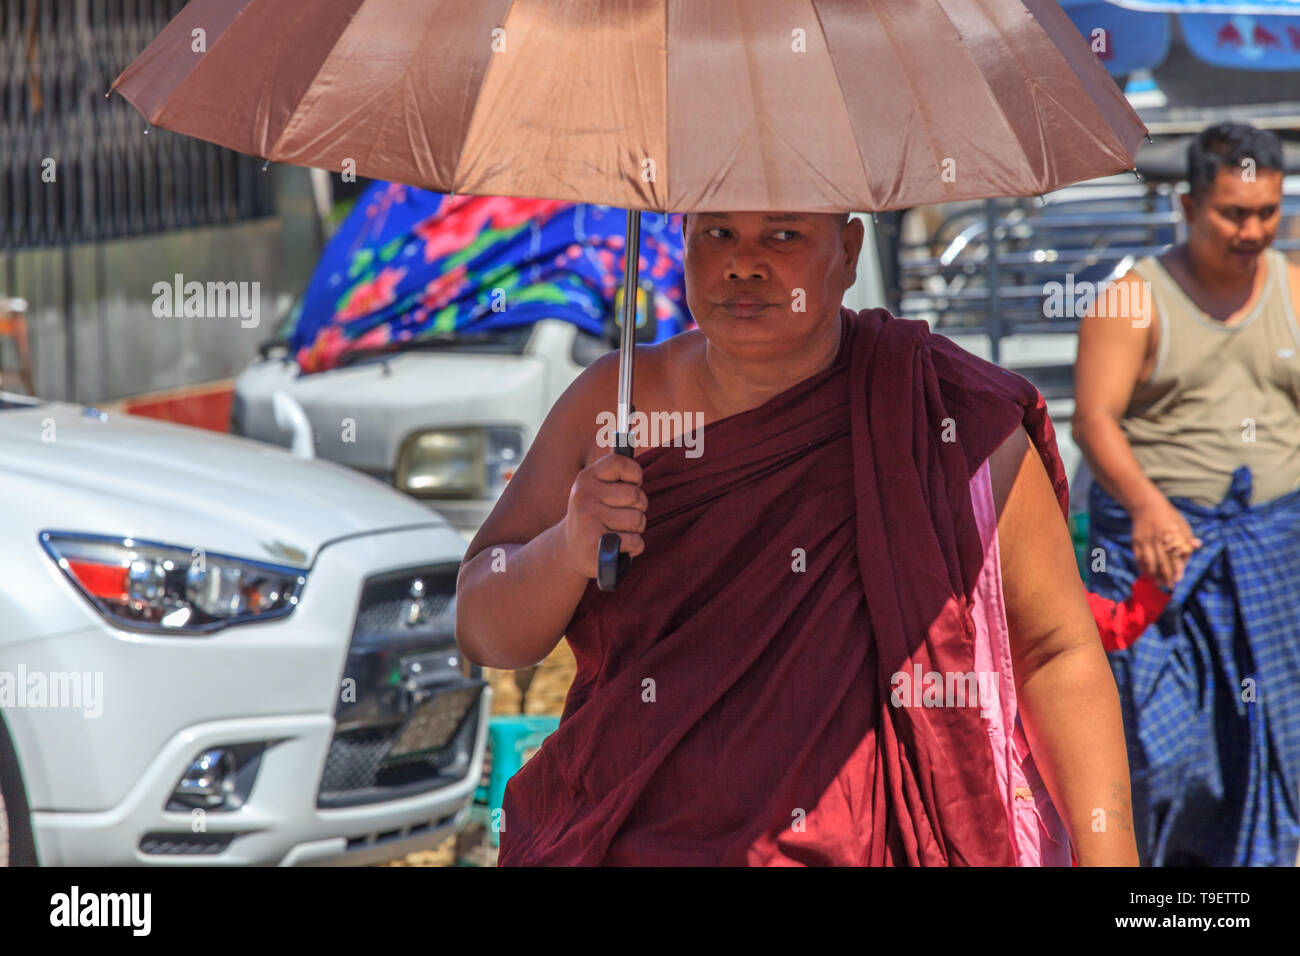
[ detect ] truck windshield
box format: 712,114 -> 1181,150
334,325 -> 535,367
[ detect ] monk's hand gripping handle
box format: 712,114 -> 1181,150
596,433 -> 634,592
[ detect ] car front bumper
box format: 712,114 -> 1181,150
30,697 -> 490,865
10,524 -> 488,865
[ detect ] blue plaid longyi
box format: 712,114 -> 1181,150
1088,465 -> 1300,867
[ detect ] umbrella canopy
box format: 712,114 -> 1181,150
287,183 -> 691,374
114,0 -> 1147,214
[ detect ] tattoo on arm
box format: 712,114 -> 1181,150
1107,780 -> 1133,834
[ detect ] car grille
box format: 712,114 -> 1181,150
139,832 -> 236,856
317,563 -> 485,809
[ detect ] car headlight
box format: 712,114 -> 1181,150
40,532 -> 307,634
394,426 -> 523,499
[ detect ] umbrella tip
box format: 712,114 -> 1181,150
261,160 -> 271,172
871,212 -> 878,224
1132,167 -> 1142,182
1145,134 -> 1154,144
143,125 -> 150,135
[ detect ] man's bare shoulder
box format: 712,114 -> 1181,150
1084,269 -> 1154,328
1075,265 -> 1156,392
1285,256 -> 1300,316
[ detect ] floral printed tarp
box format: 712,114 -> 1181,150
287,181 -> 692,374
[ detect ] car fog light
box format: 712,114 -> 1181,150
172,748 -> 238,810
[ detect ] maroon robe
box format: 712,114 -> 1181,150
498,305 -> 1069,866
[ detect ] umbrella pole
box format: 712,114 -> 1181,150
596,209 -> 642,592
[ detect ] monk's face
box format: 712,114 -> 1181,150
681,211 -> 864,359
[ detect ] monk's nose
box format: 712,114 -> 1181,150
724,254 -> 768,281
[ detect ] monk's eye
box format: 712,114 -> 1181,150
705,227 -> 729,239
772,230 -> 801,241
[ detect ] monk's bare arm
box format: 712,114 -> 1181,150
455,354 -> 617,670
989,426 -> 1139,866
1071,278 -> 1163,515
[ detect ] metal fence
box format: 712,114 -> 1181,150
897,171 -> 1300,365
1,0 -> 274,250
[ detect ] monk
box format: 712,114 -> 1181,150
456,210 -> 1139,866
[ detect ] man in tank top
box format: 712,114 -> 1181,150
1074,122 -> 1300,866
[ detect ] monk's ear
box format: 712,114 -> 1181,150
841,215 -> 865,268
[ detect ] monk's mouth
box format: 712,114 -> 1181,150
721,301 -> 773,317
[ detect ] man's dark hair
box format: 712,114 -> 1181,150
1187,122 -> 1284,201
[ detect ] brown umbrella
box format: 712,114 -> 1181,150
114,0 -> 1148,589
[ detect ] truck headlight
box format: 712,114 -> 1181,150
394,426 -> 523,499
40,532 -> 307,634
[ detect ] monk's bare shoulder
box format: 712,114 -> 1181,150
992,420 -> 1097,658
573,329 -> 705,468
586,328 -> 702,402
987,424 -> 1031,519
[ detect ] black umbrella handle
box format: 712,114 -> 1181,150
596,428 -> 635,592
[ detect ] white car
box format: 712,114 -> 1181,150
0,392 -> 491,866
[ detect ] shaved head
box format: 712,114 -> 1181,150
682,210 -> 854,231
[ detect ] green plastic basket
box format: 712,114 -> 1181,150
468,714 -> 561,848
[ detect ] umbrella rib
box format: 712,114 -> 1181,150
926,0 -> 1097,196
256,4 -> 341,158
270,1 -> 475,188
662,0 -> 670,213
758,114 -> 864,211
808,0 -> 878,211
949,1 -> 1055,194
863,0 -> 954,209
449,0 -> 525,197
115,0 -> 258,117
1025,81 -> 1130,179
401,67 -> 441,189
263,4 -> 386,166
